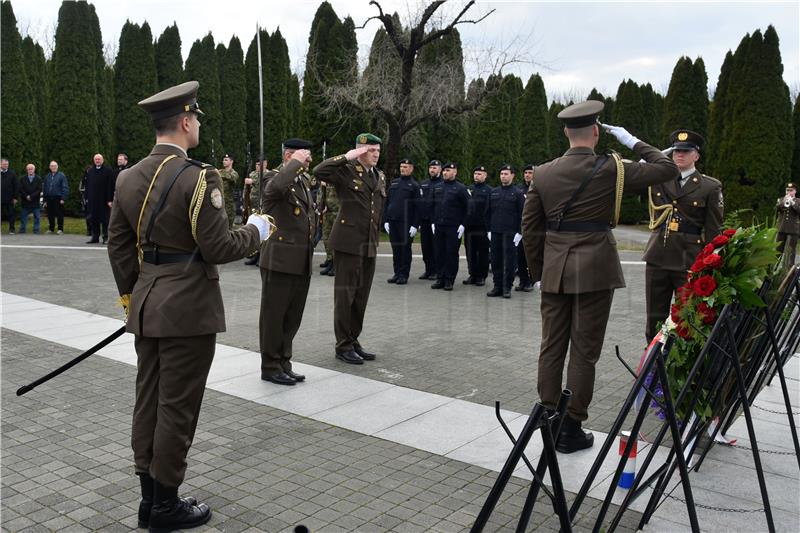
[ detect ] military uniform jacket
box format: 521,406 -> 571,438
108,144 -> 260,337
522,142 -> 679,294
432,180 -> 470,226
383,175 -> 420,227
465,182 -> 491,226
418,176 -> 442,221
642,170 -> 723,271
776,196 -> 800,235
486,184 -> 524,233
312,155 -> 386,257
258,160 -> 318,275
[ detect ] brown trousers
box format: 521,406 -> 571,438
538,289 -> 614,422
645,265 -> 688,342
333,251 -> 376,353
259,268 -> 311,374
777,232 -> 798,268
132,334 -> 215,488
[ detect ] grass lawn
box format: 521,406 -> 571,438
1,215 -> 89,235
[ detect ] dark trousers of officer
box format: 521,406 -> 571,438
388,220 -> 413,279
333,251 -> 376,353
90,206 -> 109,241
464,225 -> 489,280
45,198 -> 64,232
490,232 -> 517,292
517,241 -> 532,286
434,225 -> 461,283
538,289 -> 614,422
259,268 -> 310,374
645,265 -> 688,342
419,219 -> 435,275
1,202 -> 15,231
777,232 -> 798,267
132,333 -> 215,488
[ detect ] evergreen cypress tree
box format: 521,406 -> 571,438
611,79 -> 645,156
519,74 -> 549,165
244,29 -> 269,165
114,21 -> 158,163
639,83 -> 660,145
587,88 -> 613,154
707,50 -> 736,174
219,37 -> 247,176
155,24 -> 183,90
90,6 -> 113,159
1,1 -> 37,170
502,74 -> 524,173
184,34 -> 221,164
662,56 -> 708,144
264,29 -> 291,164
546,102 -> 569,160
21,36 -> 47,166
470,75 -> 506,184
287,73 -> 301,137
791,97 -> 800,180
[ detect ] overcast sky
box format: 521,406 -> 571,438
14,0 -> 800,101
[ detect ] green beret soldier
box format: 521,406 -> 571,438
776,182 -> 799,267
218,153 -> 239,228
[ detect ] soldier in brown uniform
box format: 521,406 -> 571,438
642,130 -> 723,342
522,101 -> 679,453
107,81 -> 271,531
312,133 -> 385,364
776,182 -> 799,267
258,138 -> 317,385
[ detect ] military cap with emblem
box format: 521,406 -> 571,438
523,164 -> 535,172
473,165 -> 486,173
670,129 -> 704,151
442,162 -> 457,170
138,80 -> 205,120
284,138 -> 313,150
499,163 -> 517,173
557,100 -> 604,128
222,153 -> 235,161
355,132 -> 382,145
787,182 -> 796,190
428,159 -> 442,167
399,158 -> 414,165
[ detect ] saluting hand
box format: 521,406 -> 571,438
292,149 -> 311,164
345,146 -> 370,160
600,123 -> 640,150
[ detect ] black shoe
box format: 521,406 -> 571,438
387,276 -> 397,284
353,346 -> 376,361
148,481 -> 211,533
335,350 -> 364,365
515,283 -> 533,292
444,281 -> 454,291
102,237 -> 108,244
555,416 -> 594,454
319,259 -> 331,268
137,473 -> 196,529
395,278 -> 407,285
418,272 -> 431,280
431,280 -> 444,289
325,267 -> 335,276
284,369 -> 305,382
261,372 -> 296,385
503,290 -> 511,299
320,265 -> 333,275
487,287 -> 503,297
462,276 -> 475,285
86,239 -> 99,244
474,278 -> 486,286
244,253 -> 259,266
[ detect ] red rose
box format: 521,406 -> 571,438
677,284 -> 693,304
702,253 -> 723,270
711,235 -> 730,247
723,229 -> 736,237
697,302 -> 717,325
670,304 -> 681,322
702,243 -> 714,256
693,275 -> 717,297
690,259 -> 705,273
676,321 -> 691,339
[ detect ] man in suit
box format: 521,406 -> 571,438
108,81 -> 270,531
463,165 -> 491,286
431,162 -> 470,290
642,130 -> 723,342
776,182 -> 799,267
84,154 -> 114,243
258,139 -> 316,385
312,133 -> 385,365
384,158 -> 419,285
522,100 -> 679,453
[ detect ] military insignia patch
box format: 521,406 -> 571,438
294,206 -> 301,216
678,132 -> 688,141
718,191 -> 724,208
359,135 -> 367,144
210,188 -> 223,209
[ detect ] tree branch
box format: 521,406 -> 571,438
358,0 -> 407,57
417,2 -> 495,49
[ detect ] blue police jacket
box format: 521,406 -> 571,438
384,175 -> 420,226
432,179 -> 470,226
465,182 -> 491,226
486,184 -> 524,233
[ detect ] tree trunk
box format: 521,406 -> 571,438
383,122 -> 403,180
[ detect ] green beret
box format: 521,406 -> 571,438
355,133 -> 382,145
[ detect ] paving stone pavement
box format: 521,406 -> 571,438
1,329 -> 642,532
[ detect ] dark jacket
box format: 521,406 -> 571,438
432,179 -> 470,227
383,175 -> 420,227
418,175 -> 442,221
19,174 -> 43,208
83,165 -> 114,216
1,169 -> 18,203
466,182 -> 491,227
43,171 -> 70,200
487,184 -> 525,233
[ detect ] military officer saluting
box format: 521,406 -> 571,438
487,164 -> 525,298
431,162 -> 470,290
463,165 -> 491,286
383,158 -> 420,284
108,81 -> 270,531
522,101 -> 679,453
313,133 -> 385,365
417,160 -> 443,279
776,182 -> 799,267
258,139 -> 316,385
642,129 -> 723,342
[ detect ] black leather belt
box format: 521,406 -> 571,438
546,220 -> 611,232
661,222 -> 702,235
142,250 -> 204,265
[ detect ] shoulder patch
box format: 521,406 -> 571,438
185,158 -> 211,168
210,188 -> 223,209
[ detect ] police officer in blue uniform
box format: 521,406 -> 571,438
383,158 -> 420,284
487,164 -> 525,298
418,160 -> 442,279
431,162 -> 470,290
516,164 -> 535,291
463,165 -> 491,286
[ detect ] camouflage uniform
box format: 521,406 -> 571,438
321,182 -> 339,262
218,167 -> 239,228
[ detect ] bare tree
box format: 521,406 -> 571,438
317,0 -> 527,176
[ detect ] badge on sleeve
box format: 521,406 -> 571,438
210,188 -> 223,209
718,191 -> 724,208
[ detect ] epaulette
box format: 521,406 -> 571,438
185,158 -> 212,168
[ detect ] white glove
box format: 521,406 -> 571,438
384,222 -> 390,233
457,225 -> 464,239
513,233 -> 522,247
487,232 -> 492,241
601,123 -> 640,150
409,226 -> 417,238
247,214 -> 272,241
661,147 -> 675,157
534,281 -> 541,290
431,224 -> 436,235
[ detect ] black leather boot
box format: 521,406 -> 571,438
137,473 -> 197,528
148,480 -> 211,532
555,416 -> 594,454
